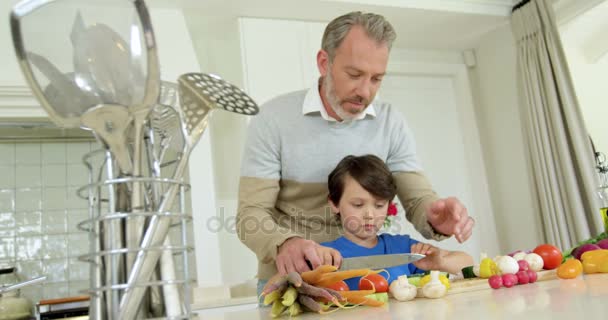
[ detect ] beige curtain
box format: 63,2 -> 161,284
511,0 -> 603,250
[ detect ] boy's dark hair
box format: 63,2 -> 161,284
328,154 -> 397,205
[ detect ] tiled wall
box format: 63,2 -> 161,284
0,142 -> 93,302
0,141 -> 197,304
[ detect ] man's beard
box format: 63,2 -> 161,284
323,69 -> 370,122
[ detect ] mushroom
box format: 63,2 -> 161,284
422,271 -> 447,299
389,275 -> 417,302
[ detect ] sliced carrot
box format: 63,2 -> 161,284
344,295 -> 385,307
301,265 -> 338,284
314,269 -> 380,287
336,290 -> 376,300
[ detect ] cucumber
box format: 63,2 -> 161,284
364,292 -> 389,303
462,266 -> 476,279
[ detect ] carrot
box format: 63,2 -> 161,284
296,282 -> 337,303
344,295 -> 385,307
301,265 -> 337,284
314,269 -> 380,287
261,275 -> 288,296
336,290 -> 376,300
286,272 -> 303,287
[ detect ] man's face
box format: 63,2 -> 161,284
320,26 -> 389,121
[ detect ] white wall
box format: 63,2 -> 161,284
561,46 -> 608,158
469,24 -> 543,254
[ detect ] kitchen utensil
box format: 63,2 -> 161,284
338,253 -> 426,271
0,276 -> 46,296
119,73 -> 259,319
10,0 -> 159,128
145,85 -> 185,317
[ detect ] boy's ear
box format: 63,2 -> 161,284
328,198 -> 339,214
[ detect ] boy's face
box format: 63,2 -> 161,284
329,175 -> 389,242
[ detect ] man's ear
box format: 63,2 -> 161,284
317,49 -> 329,77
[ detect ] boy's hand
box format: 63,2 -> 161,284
411,242 -> 445,271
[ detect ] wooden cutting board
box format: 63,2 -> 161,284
416,270 -> 557,297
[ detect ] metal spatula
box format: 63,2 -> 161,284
119,73 -> 259,319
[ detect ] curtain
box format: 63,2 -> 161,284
511,0 -> 603,250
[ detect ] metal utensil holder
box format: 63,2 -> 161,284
77,149 -> 193,319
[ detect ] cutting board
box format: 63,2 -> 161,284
416,269 -> 557,298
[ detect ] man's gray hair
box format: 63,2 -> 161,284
322,11 -> 396,62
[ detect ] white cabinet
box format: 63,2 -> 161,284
238,18 -> 325,105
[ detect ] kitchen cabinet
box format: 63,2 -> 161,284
195,274 -> 608,319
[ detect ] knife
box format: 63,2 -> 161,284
338,253 -> 426,271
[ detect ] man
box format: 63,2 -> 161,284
237,12 -> 475,289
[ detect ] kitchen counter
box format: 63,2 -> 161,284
195,274 -> 608,319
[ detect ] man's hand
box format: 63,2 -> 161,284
427,197 -> 475,243
275,237 -> 342,275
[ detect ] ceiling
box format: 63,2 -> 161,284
559,0 -> 608,62
147,0 -> 515,50
147,0 -> 600,51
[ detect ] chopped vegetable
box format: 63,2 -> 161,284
495,255 -> 519,275
572,244 -> 601,260
288,302 -> 303,317
389,275 -> 417,302
301,265 -> 338,284
597,239 -> 608,249
359,273 -> 389,292
501,273 -> 518,288
271,300 -> 287,318
562,231 -> 608,262
557,259 -> 583,279
281,286 -> 298,307
513,251 -> 527,261
337,290 -> 376,300
488,275 -> 503,289
461,266 -> 476,279
533,244 -> 563,270
523,253 -> 544,272
315,269 -> 379,288
263,289 -> 283,305
479,256 -> 498,278
516,271 -> 529,284
581,249 -> 608,274
517,260 -> 529,272
422,271 -> 447,298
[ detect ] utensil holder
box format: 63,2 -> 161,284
76,149 -> 193,319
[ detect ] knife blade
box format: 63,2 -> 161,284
338,253 -> 426,271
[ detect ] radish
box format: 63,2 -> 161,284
517,260 -> 529,272
596,239 -> 608,249
501,273 -> 518,288
488,275 -> 503,289
527,270 -> 538,283
516,271 -> 529,285
572,244 -> 601,260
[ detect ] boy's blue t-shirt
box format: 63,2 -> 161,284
321,233 -> 423,290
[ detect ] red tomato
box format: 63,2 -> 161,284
358,273 -> 388,293
533,244 -> 563,270
325,280 -> 349,291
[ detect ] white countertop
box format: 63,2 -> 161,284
195,273 -> 608,319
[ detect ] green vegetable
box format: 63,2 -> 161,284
562,232 -> 608,263
407,273 -> 425,287
364,292 -> 389,303
462,266 -> 476,279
